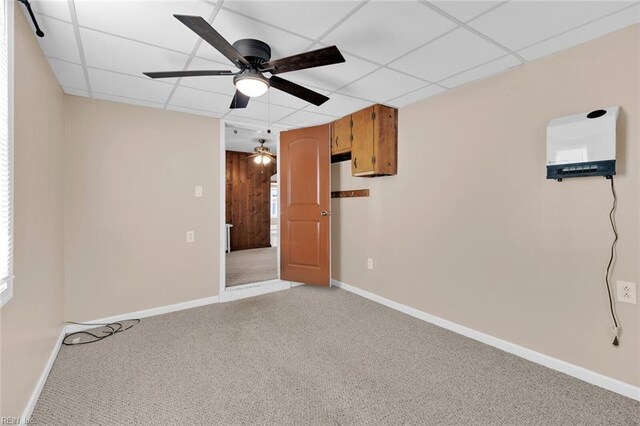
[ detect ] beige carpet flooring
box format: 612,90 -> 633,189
226,247 -> 277,287
33,287 -> 638,425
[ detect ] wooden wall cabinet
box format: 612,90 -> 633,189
331,115 -> 352,155
330,104 -> 397,177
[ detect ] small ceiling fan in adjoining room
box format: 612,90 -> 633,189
143,15 -> 346,109
246,139 -> 275,166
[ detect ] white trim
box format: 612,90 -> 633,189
20,327 -> 66,424
219,279 -> 291,303
332,279 -> 640,402
64,295 -> 219,333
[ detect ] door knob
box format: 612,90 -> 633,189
321,210 -> 330,216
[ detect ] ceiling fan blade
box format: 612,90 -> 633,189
229,90 -> 250,109
173,15 -> 250,69
269,76 -> 329,106
260,46 -> 345,74
143,70 -> 234,79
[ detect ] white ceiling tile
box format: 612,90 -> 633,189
74,0 -> 215,54
469,1 -> 635,51
224,99 -> 297,123
47,58 -> 87,90
385,85 -> 446,108
196,9 -> 310,66
170,86 -> 233,114
80,28 -> 189,78
32,1 -> 71,22
304,93 -> 372,118
440,54 -> 520,88
430,1 -> 504,23
277,110 -> 336,127
389,28 -> 505,82
321,1 -> 456,64
338,68 -> 425,103
284,50 -> 379,92
167,104 -> 221,117
519,4 -> 640,61
63,86 -> 90,97
32,15 -> 80,63
222,1 -> 358,40
88,68 -> 174,104
93,92 -> 166,109
179,57 -> 238,96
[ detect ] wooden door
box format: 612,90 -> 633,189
331,115 -> 352,155
280,124 -> 331,286
351,106 -> 375,176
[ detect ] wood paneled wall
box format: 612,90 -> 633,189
225,151 -> 276,251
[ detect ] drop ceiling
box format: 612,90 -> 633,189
25,0 -> 640,129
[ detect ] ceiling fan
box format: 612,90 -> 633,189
143,15 -> 346,109
246,139 -> 275,165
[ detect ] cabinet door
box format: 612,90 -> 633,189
331,115 -> 352,155
351,106 -> 375,176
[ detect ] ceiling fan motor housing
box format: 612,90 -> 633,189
232,39 -> 271,66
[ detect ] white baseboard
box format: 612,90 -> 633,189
20,327 -> 66,424
331,279 -> 640,402
64,295 -> 220,333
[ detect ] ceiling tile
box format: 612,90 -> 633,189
389,28 -> 505,82
179,57 -> 238,96
167,105 -> 222,117
284,50 -> 378,92
385,85 -> 446,108
80,28 -> 189,78
519,4 -> 640,61
277,110 -> 336,127
88,68 -> 174,104
47,58 -> 87,90
93,92 -> 165,109
338,68 -> 425,103
32,15 -> 80,63
224,100 -> 297,123
440,54 -> 520,88
63,87 -> 90,97
321,1 -> 456,64
74,0 -> 215,54
196,9 -> 310,66
222,1 -> 358,40
32,1 -> 72,22
430,1 -> 504,23
303,92 -> 372,118
169,86 -> 233,114
469,1 -> 635,51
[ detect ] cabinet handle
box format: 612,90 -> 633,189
354,157 -> 358,169
335,136 -> 338,146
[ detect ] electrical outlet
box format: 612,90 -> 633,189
195,186 -> 203,197
186,231 -> 195,243
367,258 -> 373,270
616,281 -> 636,305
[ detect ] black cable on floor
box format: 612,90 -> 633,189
604,176 -> 620,346
62,319 -> 140,346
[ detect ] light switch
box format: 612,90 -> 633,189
195,186 -> 203,197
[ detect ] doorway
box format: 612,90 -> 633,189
224,124 -> 279,288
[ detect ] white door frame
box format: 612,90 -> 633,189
218,119 -> 292,302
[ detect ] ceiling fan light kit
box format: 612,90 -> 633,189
144,14 -> 345,109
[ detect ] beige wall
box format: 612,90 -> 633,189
65,97 -> 220,321
0,11 -> 66,417
331,25 -> 639,387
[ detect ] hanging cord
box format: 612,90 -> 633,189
604,176 -> 620,346
62,319 -> 140,346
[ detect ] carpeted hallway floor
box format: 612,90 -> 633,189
33,287 -> 638,425
226,247 -> 277,287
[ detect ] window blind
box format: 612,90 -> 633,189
0,0 -> 12,307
